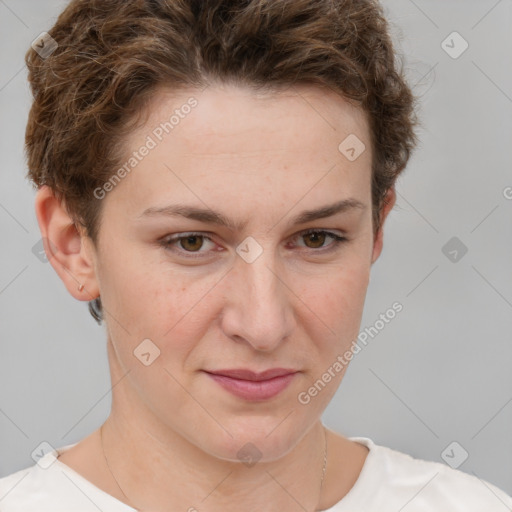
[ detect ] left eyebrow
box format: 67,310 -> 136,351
291,198 -> 367,224
138,198 -> 367,230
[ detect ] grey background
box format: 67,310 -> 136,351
1,0 -> 511,499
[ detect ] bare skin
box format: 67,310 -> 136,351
37,82 -> 395,511
57,424 -> 369,510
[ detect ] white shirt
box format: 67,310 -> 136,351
0,437 -> 511,511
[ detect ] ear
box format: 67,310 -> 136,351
34,185 -> 100,302
371,186 -> 396,265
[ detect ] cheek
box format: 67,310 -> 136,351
96,238 -> 197,332
103,263 -> 222,376
299,245 -> 370,303
295,254 -> 370,347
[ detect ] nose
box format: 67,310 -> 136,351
220,246 -> 296,352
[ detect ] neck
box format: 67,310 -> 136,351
101,413 -> 327,512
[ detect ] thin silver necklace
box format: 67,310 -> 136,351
100,423 -> 328,511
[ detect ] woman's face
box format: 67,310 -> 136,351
86,83 -> 389,461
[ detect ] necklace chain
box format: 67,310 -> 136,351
100,423 -> 328,511
320,423 -> 328,489
100,424 -> 136,509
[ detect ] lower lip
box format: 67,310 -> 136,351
204,372 -> 297,401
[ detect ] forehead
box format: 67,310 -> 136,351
138,82 -> 370,155
110,83 -> 372,220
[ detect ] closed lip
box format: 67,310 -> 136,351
203,368 -> 298,381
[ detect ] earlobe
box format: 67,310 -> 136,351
34,185 -> 100,302
371,186 -> 396,265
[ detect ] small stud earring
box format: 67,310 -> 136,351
78,283 -> 84,292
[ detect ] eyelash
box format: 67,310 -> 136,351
159,228 -> 347,259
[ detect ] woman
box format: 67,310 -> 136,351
0,0 -> 510,510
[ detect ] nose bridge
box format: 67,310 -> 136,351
226,238 -> 294,350
245,252 -> 282,306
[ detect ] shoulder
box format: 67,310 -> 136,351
0,445 -> 133,512
344,437 -> 512,511
0,448 -> 81,511
0,463 -> 46,510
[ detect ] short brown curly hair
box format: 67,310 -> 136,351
25,0 -> 419,323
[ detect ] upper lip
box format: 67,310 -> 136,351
204,368 -> 298,381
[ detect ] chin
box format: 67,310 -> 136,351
197,418 -> 306,464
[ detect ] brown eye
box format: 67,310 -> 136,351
179,235 -> 204,252
160,232 -> 216,257
303,231 -> 327,249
